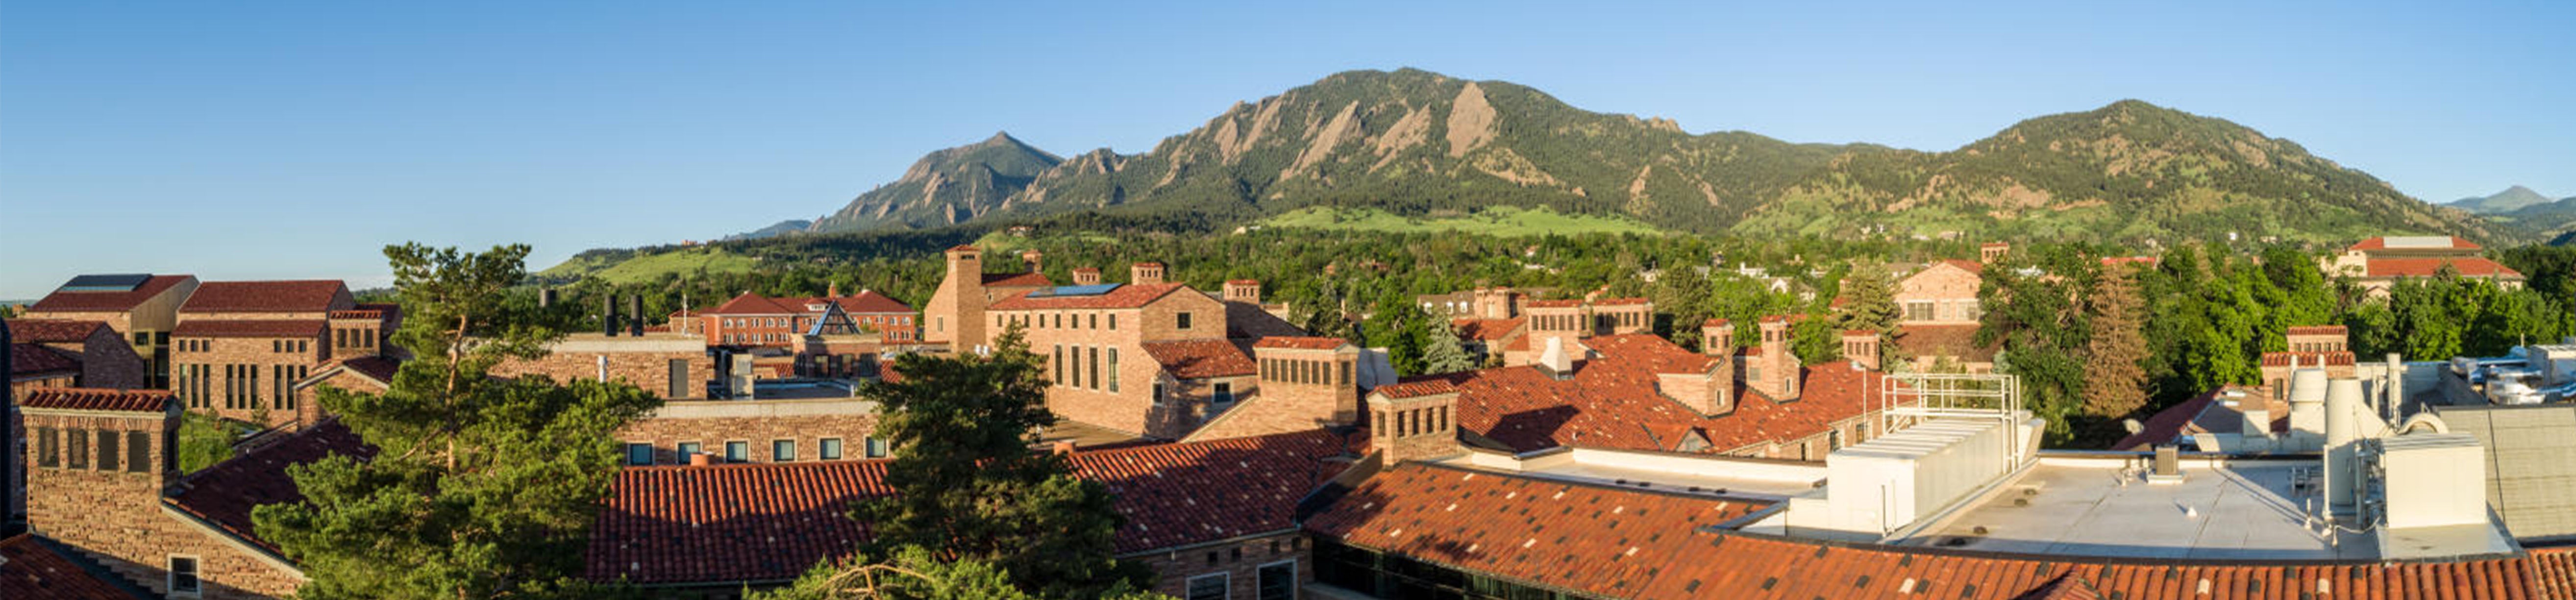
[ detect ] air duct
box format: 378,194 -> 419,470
2324,377 -> 2366,516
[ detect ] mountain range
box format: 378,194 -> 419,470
787,68 -> 2513,246
2448,185 -> 2561,214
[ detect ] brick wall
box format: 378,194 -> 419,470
47,324 -> 150,390
613,399 -> 882,465
491,334 -> 710,400
1128,531 -> 1312,600
24,406 -> 301,599
1896,264 -> 1982,324
172,334 -> 325,425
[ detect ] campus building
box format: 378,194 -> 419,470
21,274 -> 200,388
696,285 -> 916,347
2324,236 -> 2527,299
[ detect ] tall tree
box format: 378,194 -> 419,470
849,325 -> 1148,599
2081,263 -> 2150,418
1419,325 -> 1477,375
1836,261 -> 1903,367
255,244 -> 663,600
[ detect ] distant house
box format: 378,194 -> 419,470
1890,258 -> 1999,373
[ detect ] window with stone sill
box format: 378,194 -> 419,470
170,555 -> 202,596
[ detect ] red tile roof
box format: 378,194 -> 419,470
1372,379 -> 1458,399
1592,297 -> 1650,306
26,275 -> 192,313
1306,463 -> 1772,596
1226,279 -> 1260,285
1897,323 -> 1999,363
19,388 -> 169,412
705,291 -> 915,317
7,319 -> 109,343
173,319 -> 327,339
826,290 -> 913,314
1141,339 -> 1256,379
167,422 -> 372,552
705,292 -> 802,316
586,428 -> 1356,586
1703,318 -> 1732,327
179,280 -> 348,313
1938,258 -> 1987,275
8,344 -> 81,376
981,272 -> 1054,288
986,282 -> 1188,310
1452,318 -> 1527,342
1252,336 -> 1348,350
2350,236 -> 2480,251
0,533 -> 143,600
1525,300 -> 1584,309
2260,351 -> 2355,367
2284,325 -> 2348,336
1432,334 -> 1880,454
2364,257 -> 2525,278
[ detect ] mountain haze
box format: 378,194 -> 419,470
800,69 -> 2510,245
2449,185 -> 2556,214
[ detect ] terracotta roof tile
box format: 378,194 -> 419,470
1440,334 -> 1881,454
0,533 -> 143,600
179,280 -> 347,313
8,344 -> 81,376
1226,279 -> 1260,285
2284,325 -> 2348,336
1252,336 -> 1348,350
1141,339 -> 1256,379
173,319 -> 327,339
19,388 -> 169,412
986,283 -> 1187,310
2349,236 -> 2480,251
1306,463 -> 1772,595
1372,379 -> 1458,399
705,291 -> 915,316
1939,258 -> 1988,275
981,272 -> 1054,288
1525,299 -> 1584,309
1592,297 -> 1651,306
6,319 -> 109,343
586,428 -> 1355,586
2364,257 -> 2524,278
1452,318 -> 1527,342
26,275 -> 192,313
167,422 -> 372,552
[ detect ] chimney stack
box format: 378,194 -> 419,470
1841,329 -> 1882,371
1072,268 -> 1102,286
1131,262 -> 1165,285
1758,315 -> 1801,400
603,295 -> 619,337
1981,242 -> 2011,264
1021,250 -> 1044,274
1701,319 -> 1735,357
630,296 -> 645,336
828,282 -> 840,298
1369,383 -> 1466,464
1224,279 -> 1263,304
1657,364 -> 1733,417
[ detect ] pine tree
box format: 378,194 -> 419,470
254,244 -> 664,599
2082,262 -> 2150,418
1420,324 -> 1477,375
848,324 -> 1150,599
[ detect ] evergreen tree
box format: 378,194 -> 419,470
1835,261 -> 1903,366
1420,324 -> 1477,375
848,324 -> 1149,599
2081,262 -> 2149,419
254,244 -> 663,600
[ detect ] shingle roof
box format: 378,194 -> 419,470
0,533 -> 145,600
1141,339 -> 1256,379
6,319 -> 109,343
586,428 -> 1356,586
1251,336 -> 1348,350
167,422 -> 372,552
8,344 -> 82,376
19,388 -> 169,412
986,282 -> 1189,310
1305,463 -> 1772,596
26,275 -> 192,313
178,280 -> 347,313
2364,257 -> 2525,279
1434,334 -> 1880,454
173,319 -> 327,339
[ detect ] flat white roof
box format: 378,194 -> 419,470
1909,460 -> 2379,560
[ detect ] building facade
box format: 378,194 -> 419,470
22,274 -> 200,388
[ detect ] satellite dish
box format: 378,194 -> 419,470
2122,419 -> 2144,435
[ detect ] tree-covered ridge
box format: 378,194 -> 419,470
794,69 -> 2512,247
1747,100 -> 2513,244
809,131 -> 1065,232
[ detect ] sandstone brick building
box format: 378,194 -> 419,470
613,396 -> 883,466
491,331 -> 712,400
7,319 -> 149,392
22,274 -> 200,388
1496,296 -> 1652,367
1890,257 -> 2001,373
698,285 -> 916,347
166,281 -> 395,426
920,246 -> 1053,354
2323,235 -> 2526,299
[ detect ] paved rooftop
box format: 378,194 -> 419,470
1908,460 -> 2378,560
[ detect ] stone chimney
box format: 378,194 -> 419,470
2286,325 -> 2350,353
20,389 -> 183,565
1538,336 -> 1576,380
1473,286 -> 1519,319
1702,319 -> 1736,357
1758,315 -> 1801,400
1370,382 -> 1465,464
1071,268 -> 1102,286
1224,279 -> 1263,304
828,282 -> 840,298
1130,262 -> 1165,285
1020,250 -> 1044,274
1252,338 -> 1361,425
1841,329 -> 1882,371
1981,242 -> 2011,264
1657,363 -> 1732,417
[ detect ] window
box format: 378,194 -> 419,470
1153,383 -> 1167,407
625,443 -> 654,466
1109,314 -> 1117,330
677,442 -> 701,460
96,429 -> 120,472
773,440 -> 797,462
865,437 -> 890,458
1107,349 -> 1119,392
1186,573 -> 1229,600
1054,345 -> 1065,384
170,556 -> 202,596
724,441 -> 748,463
1068,346 -> 1082,388
1089,347 -> 1100,390
1177,312 -> 1194,330
66,427 -> 89,469
1905,300 -> 1934,322
36,426 -> 57,468
819,438 -> 843,460
128,430 -> 151,473
1213,383 -> 1235,407
1089,314 -> 1098,329
1340,361 -> 1351,385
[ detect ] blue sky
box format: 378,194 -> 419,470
3,0 -> 2571,299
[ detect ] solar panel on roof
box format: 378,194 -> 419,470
1028,284 -> 1121,299
59,274 -> 152,292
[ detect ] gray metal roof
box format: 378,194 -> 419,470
2432,403 -> 2576,542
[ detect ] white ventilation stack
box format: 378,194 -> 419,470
2324,377 -> 2366,517
2287,368 -> 2330,449
1539,337 -> 1574,379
